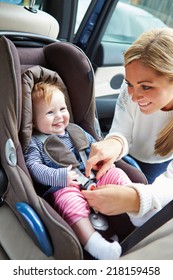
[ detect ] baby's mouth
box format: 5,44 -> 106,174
53,122 -> 63,126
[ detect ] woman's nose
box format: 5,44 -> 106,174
129,88 -> 141,102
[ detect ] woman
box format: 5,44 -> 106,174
82,28 -> 173,227
100,29 -> 173,184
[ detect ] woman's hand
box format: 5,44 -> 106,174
82,185 -> 140,215
85,138 -> 122,179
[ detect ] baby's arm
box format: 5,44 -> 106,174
67,165 -> 79,187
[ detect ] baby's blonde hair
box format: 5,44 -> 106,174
32,82 -> 65,104
124,28 -> 173,156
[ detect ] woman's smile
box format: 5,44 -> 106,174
138,101 -> 152,111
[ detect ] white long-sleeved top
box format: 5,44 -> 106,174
108,80 -> 173,163
106,80 -> 173,225
127,161 -> 173,226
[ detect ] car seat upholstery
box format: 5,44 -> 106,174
0,35 -> 93,260
0,34 -> 149,260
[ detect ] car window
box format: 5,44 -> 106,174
75,0 -> 92,33
93,0 -> 173,98
102,0 -> 167,45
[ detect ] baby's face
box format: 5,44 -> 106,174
33,90 -> 70,135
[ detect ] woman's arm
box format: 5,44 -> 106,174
128,166 -> 173,225
86,81 -> 136,179
82,184 -> 140,215
109,80 -> 135,144
83,161 -> 173,225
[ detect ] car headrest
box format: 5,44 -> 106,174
0,3 -> 59,39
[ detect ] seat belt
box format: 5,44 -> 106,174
121,199 -> 173,255
77,150 -> 109,231
76,150 -> 97,190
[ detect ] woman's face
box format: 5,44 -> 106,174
125,60 -> 173,114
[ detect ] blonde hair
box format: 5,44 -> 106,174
32,81 -> 66,104
124,28 -> 173,156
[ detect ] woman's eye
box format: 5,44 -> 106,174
125,81 -> 133,87
142,85 -> 151,90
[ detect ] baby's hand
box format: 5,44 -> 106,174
67,165 -> 79,187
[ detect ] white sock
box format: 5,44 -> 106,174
84,231 -> 122,260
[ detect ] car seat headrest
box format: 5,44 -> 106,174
0,3 -> 59,39
20,65 -> 74,151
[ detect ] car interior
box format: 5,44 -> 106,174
0,0 -> 173,262
0,1 -> 151,260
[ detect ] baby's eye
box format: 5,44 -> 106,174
47,110 -> 53,115
60,107 -> 67,112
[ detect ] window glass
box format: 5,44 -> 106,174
103,0 -> 170,45
75,0 -> 92,33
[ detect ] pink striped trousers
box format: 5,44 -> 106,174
50,166 -> 131,226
